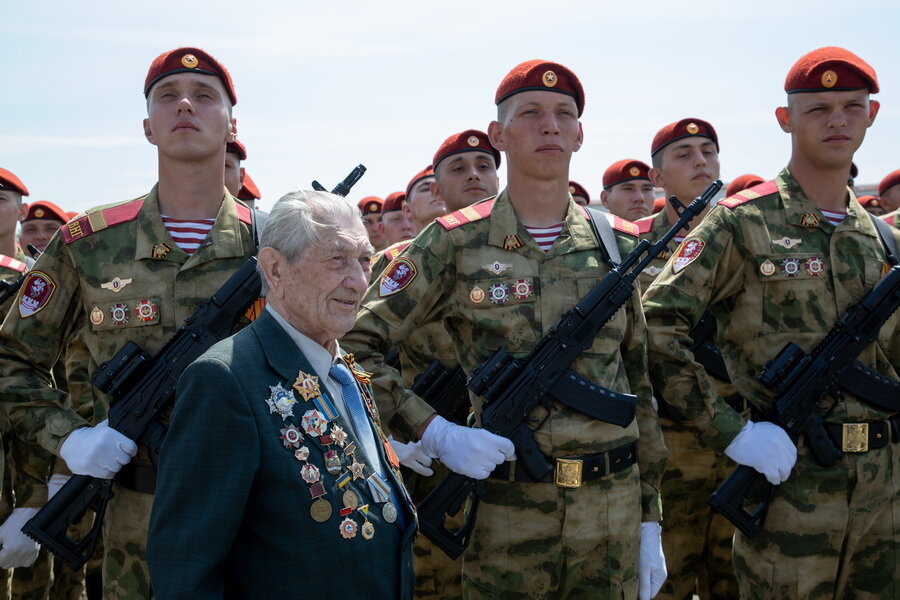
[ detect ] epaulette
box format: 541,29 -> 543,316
718,180 -> 778,209
62,197 -> 145,244
436,198 -> 495,230
578,205 -> 639,236
634,214 -> 656,235
234,199 -> 253,226
0,255 -> 27,273
384,240 -> 413,262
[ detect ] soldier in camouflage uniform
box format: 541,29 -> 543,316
643,47 -> 900,599
343,59 -> 668,600
600,160 -> 654,222
0,47 -> 258,600
633,121 -> 739,599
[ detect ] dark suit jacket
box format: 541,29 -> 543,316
148,310 -> 415,599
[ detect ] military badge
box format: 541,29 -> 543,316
135,300 -> 158,323
513,279 -> 533,300
645,266 -> 662,277
308,482 -> 327,499
301,409 -> 328,437
467,135 -> 480,147
503,235 -> 523,251
781,258 -> 801,277
342,489 -> 359,510
542,70 -> 557,87
151,243 -> 171,259
100,277 -> 133,293
18,271 -> 56,318
324,450 -> 342,475
671,237 -> 706,274
280,424 -> 304,449
367,474 -> 391,503
348,457 -> 366,480
266,383 -> 297,420
821,69 -> 837,88
488,282 -> 510,304
483,261 -> 513,275
330,424 -> 348,447
379,257 -> 417,297
800,213 -> 820,228
805,257 -> 824,276
339,517 -> 358,539
382,502 -> 398,523
33,207 -> 45,218
294,446 -> 311,462
470,285 -> 485,304
293,371 -> 320,401
686,122 -> 700,134
110,303 -> 129,326
361,520 -> 375,541
301,463 -> 321,485
89,306 -> 105,325
773,237 -> 802,249
310,498 -> 332,523
181,53 -> 199,68
629,166 -> 641,177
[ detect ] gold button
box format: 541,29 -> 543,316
686,122 -> 700,134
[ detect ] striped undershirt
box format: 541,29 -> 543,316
525,223 -> 564,252
161,216 -> 216,254
820,209 -> 847,227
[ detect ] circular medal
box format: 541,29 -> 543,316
280,424 -> 303,449
90,306 -> 104,326
310,498 -> 332,523
382,502 -> 398,523
339,517 -> 358,539
488,283 -> 509,304
361,521 -> 375,540
759,260 -> 776,277
301,463 -> 321,484
342,489 -> 359,510
470,285 -> 485,304
294,446 -> 310,462
806,257 -> 824,276
110,303 -> 129,325
782,258 -> 800,277
301,409 -> 328,437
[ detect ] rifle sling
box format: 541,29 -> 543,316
870,213 -> 899,266
585,207 -> 621,267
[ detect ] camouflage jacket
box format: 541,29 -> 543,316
643,169 -> 900,452
0,185 -> 258,460
634,211 -> 677,292
343,190 -> 667,520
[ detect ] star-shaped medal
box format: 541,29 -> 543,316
266,383 -> 297,420
293,371 -> 321,401
279,424 -> 304,449
348,457 -> 366,480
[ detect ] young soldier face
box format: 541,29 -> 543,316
776,90 -> 878,171
224,151 -> 242,196
406,176 -> 444,227
379,210 -> 415,245
0,190 -> 23,239
144,72 -> 236,162
361,213 -> 386,250
433,151 -> 500,212
20,219 -> 63,253
490,91 -> 583,182
601,180 -> 655,221
651,137 -> 720,201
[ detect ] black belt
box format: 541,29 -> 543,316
823,416 -> 900,453
116,462 -> 156,495
489,442 -> 637,487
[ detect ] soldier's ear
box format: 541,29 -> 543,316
648,167 -> 665,189
775,106 -> 791,133
143,118 -> 157,146
867,100 -> 880,125
599,190 -> 610,208
488,121 -> 506,152
429,180 -> 441,200
574,123 -> 584,152
228,118 -> 238,142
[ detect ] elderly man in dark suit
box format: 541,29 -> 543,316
147,190 -> 416,599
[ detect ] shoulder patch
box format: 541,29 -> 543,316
634,215 -> 656,235
718,180 -> 778,209
62,197 -> 145,244
234,200 -> 253,226
437,198 -> 495,230
0,255 -> 27,273
18,271 -> 57,318
384,240 -> 413,262
379,257 -> 418,297
607,213 -> 639,237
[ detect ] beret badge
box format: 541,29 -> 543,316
629,166 -> 641,177
467,135 -> 479,147
181,54 -> 199,68
821,69 -> 837,88
542,70 -> 558,87
686,122 -> 700,134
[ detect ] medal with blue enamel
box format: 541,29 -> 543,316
266,383 -> 297,420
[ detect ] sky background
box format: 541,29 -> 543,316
1,0 -> 898,214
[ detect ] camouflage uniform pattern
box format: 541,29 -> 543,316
343,191 -> 667,599
0,186 -> 257,600
635,210 -> 739,600
643,169 -> 900,599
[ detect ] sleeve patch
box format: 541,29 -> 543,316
672,237 -> 706,273
18,271 -> 57,318
379,257 -> 418,297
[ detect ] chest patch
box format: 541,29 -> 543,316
18,271 -> 56,318
672,237 -> 706,274
379,257 -> 418,297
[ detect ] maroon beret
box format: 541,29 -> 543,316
602,159 -> 651,189
405,166 -> 435,199
568,181 -> 590,200
358,196 -> 383,216
0,168 -> 28,196
495,60 -> 585,116
725,174 -> 765,197
433,130 -> 501,171
226,140 -> 247,160
785,47 -> 878,94
145,47 -> 237,106
651,118 -> 719,157
382,191 -> 406,213
878,170 -> 900,196
857,195 -> 880,209
23,200 -> 68,223
237,171 -> 260,201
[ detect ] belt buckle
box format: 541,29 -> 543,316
842,423 -> 868,452
555,458 -> 583,488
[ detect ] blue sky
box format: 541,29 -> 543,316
1,0 -> 898,213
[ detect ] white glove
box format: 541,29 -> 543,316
388,436 -> 434,476
420,416 -> 515,480
0,508 -> 40,569
47,473 -> 71,500
638,521 -> 666,600
724,420 -> 797,485
59,419 -> 138,479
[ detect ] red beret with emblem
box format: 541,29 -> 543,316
237,171 -> 260,201
857,195 -> 880,209
878,170 -> 900,196
785,47 -> 878,94
602,159 -> 651,189
382,191 -> 406,214
725,174 -> 765,197
145,47 -> 237,106
405,165 -> 435,199
226,140 -> 247,160
651,118 -> 719,157
23,200 -> 68,223
357,196 -> 383,216
0,168 -> 29,196
495,59 -> 585,116
433,130 -> 501,171
568,181 -> 590,201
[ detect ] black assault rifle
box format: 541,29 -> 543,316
709,263 -> 900,538
23,166 -> 366,569
0,246 -> 40,306
418,180 -> 723,558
